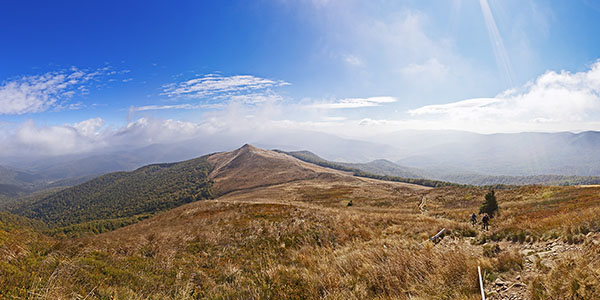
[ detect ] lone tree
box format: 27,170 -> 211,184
479,189 -> 498,218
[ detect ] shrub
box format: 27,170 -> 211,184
479,189 -> 498,217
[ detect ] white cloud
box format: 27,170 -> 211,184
0,68 -> 115,115
162,74 -> 290,99
308,96 -> 396,109
72,117 -> 105,137
14,120 -> 104,155
407,60 -> 600,132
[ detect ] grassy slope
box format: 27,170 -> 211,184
0,147 -> 598,298
1,181 -> 598,299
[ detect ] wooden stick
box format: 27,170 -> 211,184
429,228 -> 446,241
419,228 -> 446,247
478,266 -> 486,300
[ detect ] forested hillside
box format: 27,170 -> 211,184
10,157 -> 213,227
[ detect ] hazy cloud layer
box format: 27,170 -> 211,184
1,117 -> 211,157
4,61 -> 600,158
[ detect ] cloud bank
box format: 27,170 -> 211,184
3,62 -> 600,158
1,117 -> 211,157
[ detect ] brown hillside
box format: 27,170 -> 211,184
4,145 -> 599,299
206,144 -> 355,195
80,176 -> 600,299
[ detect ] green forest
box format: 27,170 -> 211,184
9,157 -> 214,228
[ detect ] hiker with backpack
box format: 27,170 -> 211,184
482,214 -> 490,231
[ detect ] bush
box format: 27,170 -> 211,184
479,189 -> 498,217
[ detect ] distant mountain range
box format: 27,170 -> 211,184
284,150 -> 600,187
373,130 -> 600,176
3,143 -> 600,239
1,130 -> 600,198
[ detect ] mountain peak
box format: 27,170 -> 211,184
206,145 -> 346,195
234,143 -> 263,155
240,143 -> 256,150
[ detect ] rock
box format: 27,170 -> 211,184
516,275 -> 521,281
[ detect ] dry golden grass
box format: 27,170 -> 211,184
26,200 -> 481,299
1,147 -> 600,299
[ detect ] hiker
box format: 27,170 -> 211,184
482,214 -> 490,231
471,213 -> 477,226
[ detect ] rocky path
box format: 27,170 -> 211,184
435,231 -> 600,300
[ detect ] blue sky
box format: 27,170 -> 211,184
2,0 -> 600,155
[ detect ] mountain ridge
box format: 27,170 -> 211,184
7,144 -> 363,230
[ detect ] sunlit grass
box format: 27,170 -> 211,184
1,183 -> 599,299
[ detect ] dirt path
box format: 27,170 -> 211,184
418,196 -> 427,214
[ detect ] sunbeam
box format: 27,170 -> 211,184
479,0 -> 515,88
